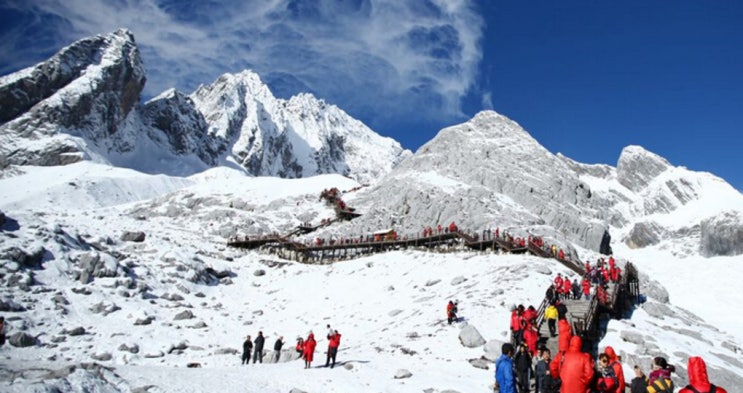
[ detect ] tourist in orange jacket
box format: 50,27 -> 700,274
559,336 -> 594,393
679,356 -> 728,393
604,346 -> 626,393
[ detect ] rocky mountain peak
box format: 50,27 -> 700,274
617,145 -> 671,192
0,30 -> 408,183
0,29 -> 146,168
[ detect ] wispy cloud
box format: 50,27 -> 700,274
0,0 -> 484,139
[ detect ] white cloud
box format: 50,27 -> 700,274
481,92 -> 493,110
0,0 -> 484,137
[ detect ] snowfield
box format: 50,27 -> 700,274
1,162 -> 742,392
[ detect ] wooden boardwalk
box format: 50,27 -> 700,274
227,230 -> 585,274
226,188 -> 639,347
534,262 -> 640,354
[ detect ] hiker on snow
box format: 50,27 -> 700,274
241,335 -> 253,365
273,336 -> 284,362
253,331 -> 265,364
447,300 -> 458,325
303,332 -> 317,369
325,330 -> 341,368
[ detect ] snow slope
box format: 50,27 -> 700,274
1,163 -> 741,392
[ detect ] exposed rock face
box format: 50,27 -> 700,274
189,72 -> 411,184
141,89 -> 219,166
700,211 -> 743,256
626,222 -> 664,249
0,29 -> 146,168
0,31 -> 409,183
335,111 -> 611,251
617,146 -> 670,192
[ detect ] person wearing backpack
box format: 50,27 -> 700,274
647,356 -> 675,393
595,353 -> 619,392
603,346 -> 625,392
678,356 -> 728,393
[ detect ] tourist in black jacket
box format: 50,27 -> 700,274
242,335 -> 253,365
253,331 -> 265,363
514,343 -> 533,393
273,336 -> 284,362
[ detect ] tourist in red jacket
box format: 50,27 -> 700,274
604,346 -> 626,393
563,278 -> 573,299
581,278 -> 591,300
559,336 -> 594,393
325,330 -> 341,368
679,356 -> 728,393
554,274 -> 564,292
523,324 -> 539,356
447,300 -> 458,325
303,332 -> 316,369
523,305 -> 537,326
558,317 -> 572,354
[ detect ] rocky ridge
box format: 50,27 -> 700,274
0,29 -> 410,183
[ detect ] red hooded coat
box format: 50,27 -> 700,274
558,319 -> 572,353
604,346 -> 626,393
679,357 -> 728,393
559,336 -> 594,393
303,334 -> 317,362
510,310 -> 520,331
563,278 -> 573,294
523,327 -> 538,356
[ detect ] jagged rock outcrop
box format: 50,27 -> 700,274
331,111 -> 611,251
700,211 -> 743,256
0,31 -> 409,183
142,89 -> 219,165
625,221 -> 664,249
617,146 -> 671,192
0,29 -> 146,168
189,71 -> 411,184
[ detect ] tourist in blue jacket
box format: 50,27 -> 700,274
495,343 -> 517,393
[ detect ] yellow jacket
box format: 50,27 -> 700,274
545,305 -> 558,320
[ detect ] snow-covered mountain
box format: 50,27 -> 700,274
1,28 -> 743,393
1,163 -> 741,392
0,29 -> 410,184
309,111 -> 743,258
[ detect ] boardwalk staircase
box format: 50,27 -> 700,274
533,262 -> 640,357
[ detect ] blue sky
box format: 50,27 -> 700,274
1,1 -> 741,191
